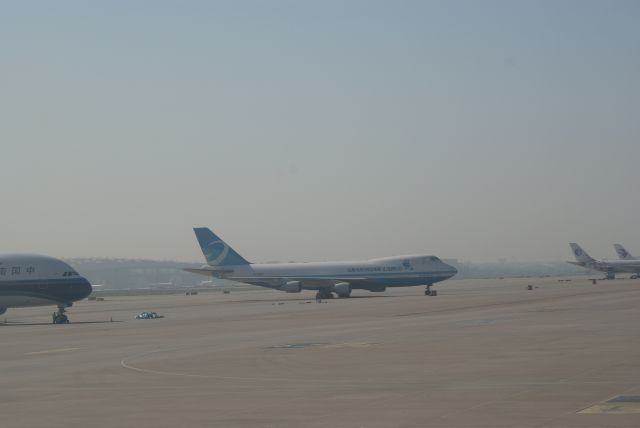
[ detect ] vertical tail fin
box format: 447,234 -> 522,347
614,244 -> 636,260
569,243 -> 596,265
193,228 -> 250,266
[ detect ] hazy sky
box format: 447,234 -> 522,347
2,1 -> 639,263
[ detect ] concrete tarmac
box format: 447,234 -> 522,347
2,277 -> 640,427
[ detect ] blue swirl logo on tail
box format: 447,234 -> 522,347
203,240 -> 230,265
194,227 -> 250,266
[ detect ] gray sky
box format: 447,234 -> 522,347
2,1 -> 639,263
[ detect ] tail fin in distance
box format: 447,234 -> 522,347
193,228 -> 250,266
569,243 -> 596,264
614,244 -> 636,260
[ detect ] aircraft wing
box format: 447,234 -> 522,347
185,270 -> 371,288
567,261 -> 607,271
227,276 -> 368,284
184,268 -> 235,275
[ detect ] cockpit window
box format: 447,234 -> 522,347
430,256 -> 440,262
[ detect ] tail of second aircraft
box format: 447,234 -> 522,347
569,243 -> 596,266
193,227 -> 250,266
614,244 -> 636,260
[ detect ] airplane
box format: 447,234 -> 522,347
614,244 -> 637,260
0,253 -> 93,323
185,227 -> 458,298
568,243 -> 640,280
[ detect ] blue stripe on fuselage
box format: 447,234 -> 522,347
0,277 -> 93,304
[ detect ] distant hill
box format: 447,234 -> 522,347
66,258 -> 206,289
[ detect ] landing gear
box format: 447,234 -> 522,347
52,306 -> 70,324
315,290 -> 334,300
605,270 -> 615,280
425,285 -> 435,296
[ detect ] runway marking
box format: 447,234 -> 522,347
266,342 -> 377,350
121,349 -> 313,382
579,395 -> 640,414
25,347 -> 79,356
579,403 -> 640,414
121,344 -> 376,383
321,342 -> 377,349
266,342 -> 328,349
121,349 -> 638,391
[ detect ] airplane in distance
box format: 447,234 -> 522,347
614,244 -> 637,260
0,253 -> 92,323
568,243 -> 640,280
186,227 -> 458,299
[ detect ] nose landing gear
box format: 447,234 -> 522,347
52,306 -> 70,324
425,284 -> 436,296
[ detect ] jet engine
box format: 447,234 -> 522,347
333,282 -> 352,297
0,307 -> 6,315
280,281 -> 302,293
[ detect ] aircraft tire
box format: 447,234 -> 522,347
316,290 -> 334,300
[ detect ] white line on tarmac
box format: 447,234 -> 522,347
120,349 -> 307,382
25,347 -> 79,355
120,349 -> 639,390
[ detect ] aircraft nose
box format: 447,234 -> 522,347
446,264 -> 458,278
79,277 -> 93,299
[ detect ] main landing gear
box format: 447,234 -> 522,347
52,306 -> 70,324
425,285 -> 437,296
315,290 -> 334,300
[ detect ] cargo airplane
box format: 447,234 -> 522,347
186,228 -> 457,298
568,243 -> 640,279
0,253 -> 92,323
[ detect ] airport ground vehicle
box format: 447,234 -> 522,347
135,311 -> 163,319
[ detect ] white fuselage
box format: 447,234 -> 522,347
199,255 -> 457,291
582,259 -> 640,274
